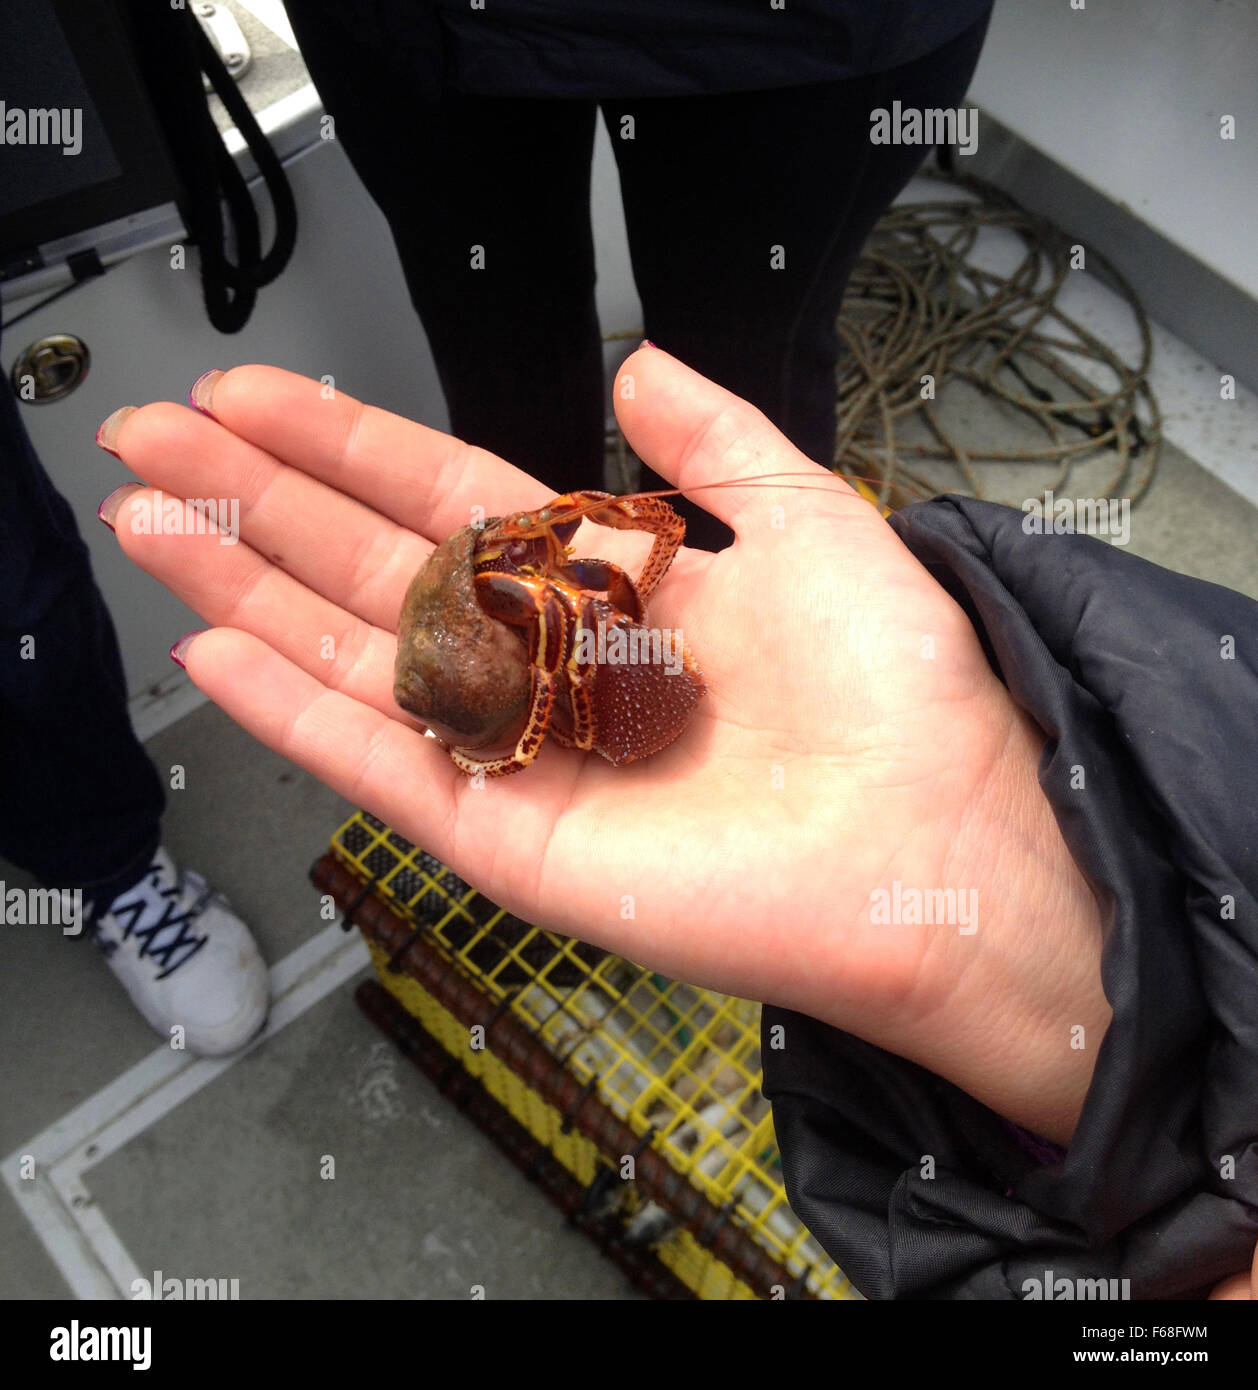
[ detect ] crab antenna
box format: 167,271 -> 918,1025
495,470 -> 925,537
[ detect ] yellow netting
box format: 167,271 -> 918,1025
331,808 -> 858,1300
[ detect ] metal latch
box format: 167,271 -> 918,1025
10,334 -> 92,404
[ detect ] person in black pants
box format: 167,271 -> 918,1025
283,1 -> 993,549
0,346 -> 268,1056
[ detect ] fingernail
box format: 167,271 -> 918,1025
169,631 -> 204,669
189,369 -> 223,417
639,339 -> 658,350
97,482 -> 143,531
95,406 -> 136,458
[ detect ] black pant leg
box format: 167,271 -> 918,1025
286,4 -> 607,494
607,12 -> 991,549
0,375 -> 164,909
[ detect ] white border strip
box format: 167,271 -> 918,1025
3,924 -> 370,1299
129,670 -> 210,744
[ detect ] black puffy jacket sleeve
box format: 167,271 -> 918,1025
762,495 -> 1258,1300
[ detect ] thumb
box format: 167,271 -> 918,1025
1209,1236 -> 1258,1299
613,344 -> 861,540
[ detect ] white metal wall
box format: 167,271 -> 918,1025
969,0 -> 1258,298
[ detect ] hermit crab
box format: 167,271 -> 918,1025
394,489 -> 705,777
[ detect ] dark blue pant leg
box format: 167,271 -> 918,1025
0,370 -> 164,915
284,1 -> 606,496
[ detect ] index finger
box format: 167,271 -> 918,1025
193,364 -> 550,541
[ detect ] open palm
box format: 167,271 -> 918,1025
103,347 -> 1107,1143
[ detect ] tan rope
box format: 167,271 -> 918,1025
605,167 -> 1160,508
835,168 -> 1161,507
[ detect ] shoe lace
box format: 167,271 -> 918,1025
100,862 -> 215,981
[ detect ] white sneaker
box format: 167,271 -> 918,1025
90,847 -> 269,1056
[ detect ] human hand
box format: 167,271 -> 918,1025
1210,1238 -> 1257,1299
97,347 -> 1108,1144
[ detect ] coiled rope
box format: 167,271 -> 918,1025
606,167 -> 1160,509
834,168 -> 1160,508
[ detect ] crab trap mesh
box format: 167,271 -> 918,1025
312,808 -> 857,1301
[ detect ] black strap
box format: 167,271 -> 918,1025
124,1 -> 297,334
192,17 -> 298,292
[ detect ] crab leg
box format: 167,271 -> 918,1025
555,557 -> 643,622
480,490 -> 686,602
454,576 -> 574,776
559,603 -> 603,753
449,663 -> 557,777
566,494 -> 687,601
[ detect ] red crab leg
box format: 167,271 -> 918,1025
448,663 -> 557,778
489,491 -> 685,603
452,576 -> 574,777
559,605 -> 601,753
558,492 -> 686,602
554,557 -> 643,622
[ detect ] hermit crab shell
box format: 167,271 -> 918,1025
393,523 -> 531,750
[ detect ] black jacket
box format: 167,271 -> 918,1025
763,496 -> 1258,1300
314,1 -> 994,98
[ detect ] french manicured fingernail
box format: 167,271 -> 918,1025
95,406 -> 136,457
169,631 -> 204,669
189,369 -> 223,417
639,339 -> 658,350
97,482 -> 143,531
